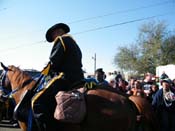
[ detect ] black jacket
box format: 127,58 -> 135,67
49,35 -> 84,82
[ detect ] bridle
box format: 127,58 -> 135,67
0,69 -> 11,101
0,69 -> 21,101
0,67 -> 33,101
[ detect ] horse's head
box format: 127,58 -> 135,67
0,62 -> 35,103
0,63 -> 12,102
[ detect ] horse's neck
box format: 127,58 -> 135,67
13,79 -> 36,103
10,72 -> 36,103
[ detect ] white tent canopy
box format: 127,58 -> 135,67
156,64 -> 175,80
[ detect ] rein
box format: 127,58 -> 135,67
9,78 -> 34,98
3,87 -> 21,99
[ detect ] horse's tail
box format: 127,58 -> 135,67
129,95 -> 160,131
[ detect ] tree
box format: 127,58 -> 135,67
160,35 -> 175,65
114,21 -> 175,76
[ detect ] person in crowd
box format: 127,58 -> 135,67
171,78 -> 175,89
94,68 -> 109,86
149,83 -> 159,102
141,73 -> 153,96
113,71 -> 117,77
115,71 -> 122,83
160,71 -> 169,80
106,72 -> 116,88
152,78 -> 175,131
106,72 -> 113,82
126,77 -> 136,91
108,79 -> 117,88
117,78 -> 128,93
130,80 -> 145,97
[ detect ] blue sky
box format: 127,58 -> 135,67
0,0 -> 174,74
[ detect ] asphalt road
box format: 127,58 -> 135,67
0,128 -> 21,131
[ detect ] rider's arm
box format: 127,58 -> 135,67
49,40 -> 65,72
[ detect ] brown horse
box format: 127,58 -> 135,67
0,64 -> 37,131
0,63 -> 159,131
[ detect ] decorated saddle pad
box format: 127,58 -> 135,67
54,88 -> 86,123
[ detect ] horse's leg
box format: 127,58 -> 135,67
19,120 -> 39,131
18,121 -> 27,131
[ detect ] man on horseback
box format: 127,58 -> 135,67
43,22 -> 84,85
32,23 -> 85,131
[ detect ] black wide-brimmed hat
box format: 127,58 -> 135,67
46,23 -> 70,42
160,78 -> 172,85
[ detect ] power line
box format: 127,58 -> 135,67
0,12 -> 173,54
68,0 -> 172,24
0,40 -> 45,53
73,12 -> 173,35
0,0 -> 172,40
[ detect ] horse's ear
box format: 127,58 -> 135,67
0,62 -> 8,71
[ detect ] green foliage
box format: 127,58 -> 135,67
161,35 -> 175,65
113,21 -> 175,75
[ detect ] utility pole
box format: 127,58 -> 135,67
92,53 -> 96,76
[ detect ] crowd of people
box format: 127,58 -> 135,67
86,68 -> 175,131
